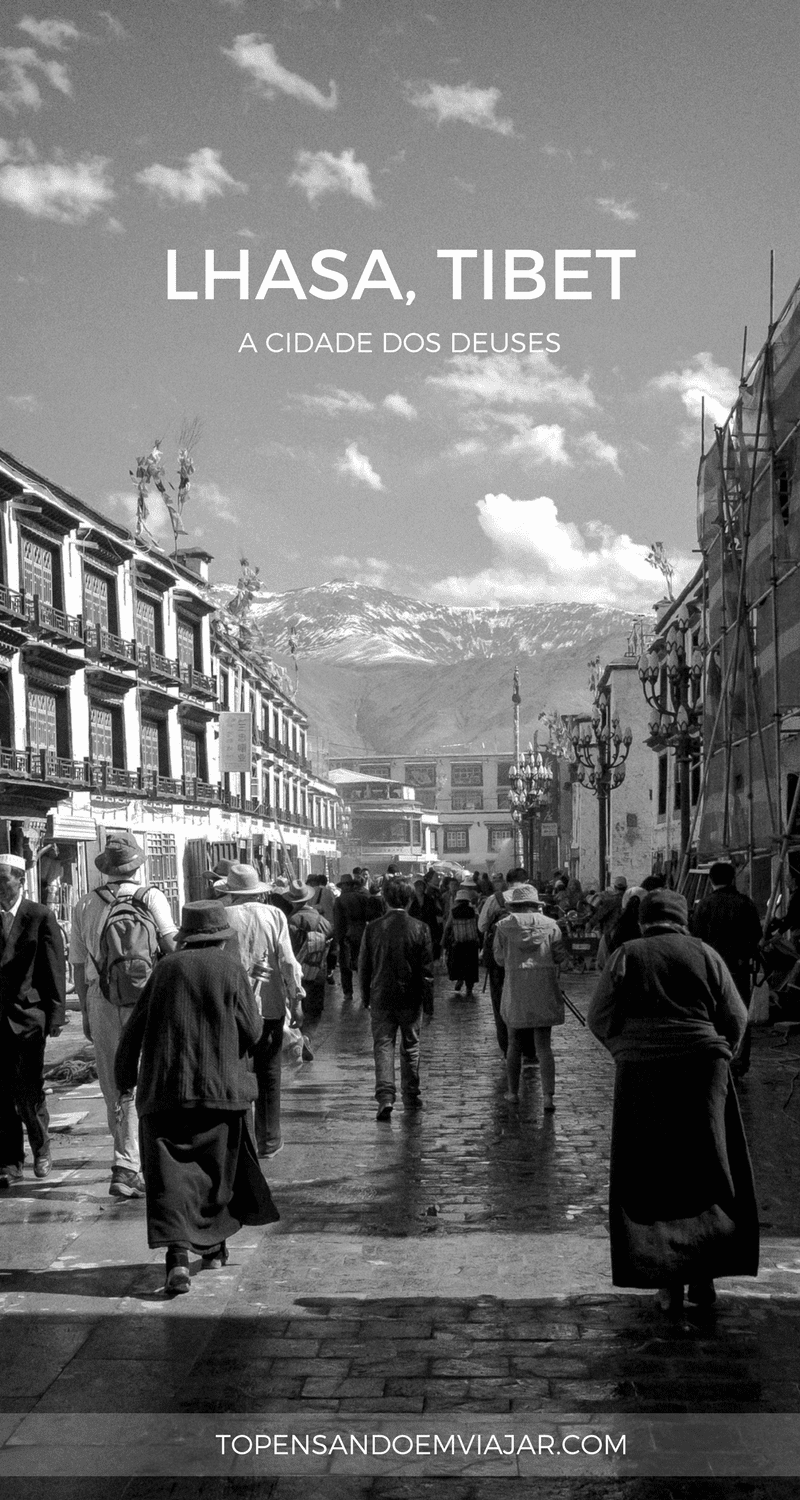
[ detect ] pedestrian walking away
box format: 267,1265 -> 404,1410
588,888 -> 759,1317
443,881 -> 480,998
0,853 -> 66,1187
493,884 -> 566,1110
222,863 -> 305,1159
333,873 -> 369,999
114,900 -> 278,1296
689,860 -> 763,1077
69,832 -> 177,1199
276,880 -> 332,1020
358,878 -> 434,1121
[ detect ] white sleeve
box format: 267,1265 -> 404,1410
144,888 -> 179,938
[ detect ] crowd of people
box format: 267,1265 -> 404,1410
1,841 -> 796,1308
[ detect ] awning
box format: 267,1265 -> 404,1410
46,814 -> 98,842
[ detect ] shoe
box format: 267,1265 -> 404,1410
504,1092 -> 519,1103
403,1097 -> 424,1111
165,1264 -> 191,1295
376,1103 -> 393,1121
657,1284 -> 684,1315
301,1037 -> 314,1061
687,1279 -> 716,1307
0,1164 -> 23,1189
201,1242 -> 229,1270
543,1096 -> 556,1113
260,1140 -> 284,1159
327,974 -> 336,985
33,1151 -> 52,1179
109,1167 -> 145,1199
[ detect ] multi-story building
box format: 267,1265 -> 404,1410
329,751 -> 570,874
328,768 -> 439,872
0,447 -> 340,935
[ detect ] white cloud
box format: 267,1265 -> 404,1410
577,430 -> 622,473
327,553 -> 403,589
337,442 -> 384,491
289,147 -> 377,206
407,81 -> 514,136
17,16 -> 82,49
650,350 -> 737,427
0,137 -> 113,222
0,46 -> 72,111
541,143 -> 575,162
136,147 -> 247,206
383,392 -> 417,419
97,11 -> 128,40
105,489 -> 171,544
431,493 -> 694,608
192,479 -> 238,524
596,195 -> 638,222
7,392 -> 40,413
429,351 -> 597,413
223,35 -> 337,110
299,387 -> 375,416
105,478 -> 237,542
499,420 -> 571,465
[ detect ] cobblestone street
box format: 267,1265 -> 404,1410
1,968 -> 799,1495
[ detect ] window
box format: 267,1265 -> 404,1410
657,753 -> 668,817
181,728 -> 206,781
496,761 -> 514,787
141,718 -> 169,777
83,569 -> 117,632
451,762 -> 483,787
176,618 -> 199,668
414,788 -> 437,809
451,789 -> 483,811
404,762 -> 436,788
444,825 -> 470,853
90,706 -> 113,764
774,449 -> 793,527
488,825 -> 513,851
135,595 -> 162,654
22,538 -> 54,604
359,763 -> 391,779
143,831 -> 179,924
27,689 -> 57,752
496,789 -> 511,811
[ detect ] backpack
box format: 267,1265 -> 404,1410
94,885 -> 161,1006
295,917 -> 331,983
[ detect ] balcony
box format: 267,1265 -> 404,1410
85,624 -> 137,671
26,596 -> 84,648
89,762 -> 140,795
0,583 -> 26,625
0,747 -> 88,787
138,646 -> 181,686
178,662 -> 217,701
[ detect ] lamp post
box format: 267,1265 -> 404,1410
509,740 -> 554,879
570,687 -> 632,890
638,604 -> 703,865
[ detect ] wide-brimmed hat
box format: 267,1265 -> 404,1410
177,901 -> 235,945
505,884 -> 541,906
223,862 -> 271,896
455,884 -> 478,901
95,832 -> 145,877
640,890 -> 688,929
286,879 -> 313,905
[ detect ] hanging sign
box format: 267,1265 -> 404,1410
219,712 -> 252,773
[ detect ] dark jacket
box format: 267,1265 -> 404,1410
0,899 -> 66,1036
358,908 -> 434,1014
690,886 -> 762,998
114,946 -> 262,1114
334,887 -> 370,945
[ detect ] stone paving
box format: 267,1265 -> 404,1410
0,967 -> 799,1495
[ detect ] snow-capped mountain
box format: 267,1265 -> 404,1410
213,579 -> 636,666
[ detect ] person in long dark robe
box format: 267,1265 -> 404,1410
588,888 -> 758,1316
115,900 -> 278,1295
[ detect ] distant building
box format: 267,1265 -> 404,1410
328,768 -> 438,872
329,751 -> 570,875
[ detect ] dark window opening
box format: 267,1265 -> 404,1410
657,753 -> 668,817
774,451 -> 793,527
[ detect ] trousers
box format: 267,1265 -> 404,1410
370,1006 -> 422,1105
0,1019 -> 49,1165
86,987 -> 139,1171
252,1018 -> 284,1153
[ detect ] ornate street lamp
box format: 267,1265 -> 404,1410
638,603 -> 704,863
509,742 -> 553,878
570,687 -> 632,889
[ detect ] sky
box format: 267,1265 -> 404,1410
3,0 -> 800,613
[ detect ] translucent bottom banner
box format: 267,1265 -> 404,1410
1,1414 -> 799,1477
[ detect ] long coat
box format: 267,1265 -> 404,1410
589,928 -> 758,1288
0,899 -> 66,1037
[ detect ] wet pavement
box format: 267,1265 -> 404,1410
1,968 -> 800,1495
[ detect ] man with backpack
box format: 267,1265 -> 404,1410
272,879 -> 332,1020
69,832 -> 177,1198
